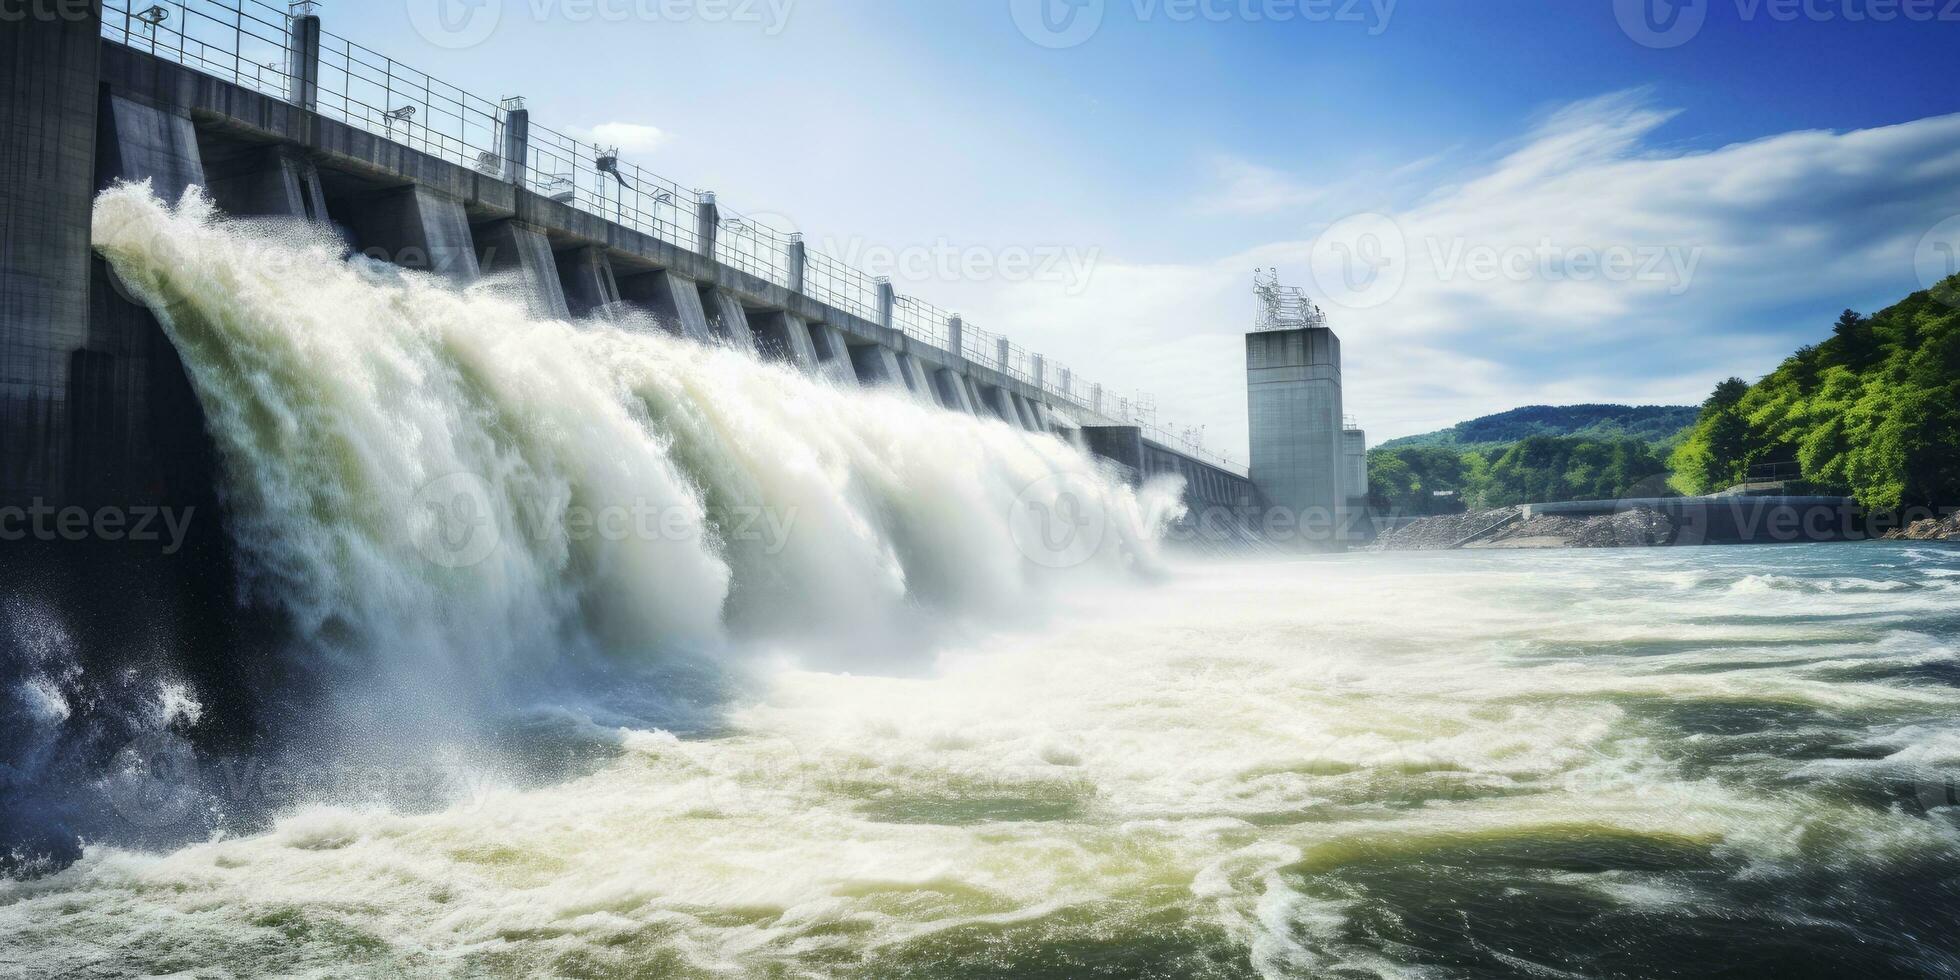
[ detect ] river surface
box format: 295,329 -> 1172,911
7,543 -> 1960,979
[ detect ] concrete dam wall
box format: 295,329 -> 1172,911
4,8 -> 1251,520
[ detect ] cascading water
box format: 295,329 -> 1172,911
86,182 -> 1176,718
1,184 -> 1179,876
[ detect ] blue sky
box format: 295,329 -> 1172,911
363,0 -> 1960,455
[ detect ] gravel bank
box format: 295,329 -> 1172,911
1373,506 -> 1675,551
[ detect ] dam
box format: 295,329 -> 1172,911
1,0 -> 1259,545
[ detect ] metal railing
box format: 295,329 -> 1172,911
97,0 -> 1244,474
104,0 -> 295,101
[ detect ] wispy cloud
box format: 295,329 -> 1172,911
1192,156 -> 1327,214
587,122 -> 668,156
968,92 -> 1960,458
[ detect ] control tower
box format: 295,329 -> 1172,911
1246,270 -> 1354,548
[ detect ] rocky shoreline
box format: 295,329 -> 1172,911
1884,513 -> 1960,541
1373,506 -> 1675,551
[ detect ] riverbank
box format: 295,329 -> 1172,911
1374,494 -> 1881,550
1885,513 -> 1960,541
1373,506 -> 1674,550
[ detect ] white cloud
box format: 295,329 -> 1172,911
587,122 -> 667,156
1193,156 -> 1326,214
963,93 -> 1960,461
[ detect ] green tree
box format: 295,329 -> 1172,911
1669,278 -> 1960,508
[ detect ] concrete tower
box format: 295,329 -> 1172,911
1245,271 -> 1347,547
1247,326 -> 1346,545
1342,421 -> 1370,541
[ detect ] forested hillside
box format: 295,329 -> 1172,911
1670,279 -> 1960,509
1379,404 -> 1698,453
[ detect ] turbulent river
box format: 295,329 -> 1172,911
4,189 -> 1960,978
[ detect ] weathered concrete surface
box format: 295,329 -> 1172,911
96,94 -> 204,204
339,184 -> 481,285
848,342 -> 907,391
749,310 -> 819,371
554,245 -> 620,318
702,288 -> 756,352
619,269 -> 714,343
1,3 -> 103,502
1247,327 -> 1344,539
474,219 -> 570,320
200,143 -> 328,220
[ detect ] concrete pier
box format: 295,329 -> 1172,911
893,351 -> 938,405
201,144 -> 328,220
848,342 -> 907,392
554,245 -> 621,318
620,269 -> 714,342
702,288 -> 757,352
95,94 -> 204,204
749,310 -> 819,370
474,219 -> 570,319
934,368 -> 978,414
806,320 -> 860,386
340,185 -> 481,285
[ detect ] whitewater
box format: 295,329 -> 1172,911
4,187 -> 1960,977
